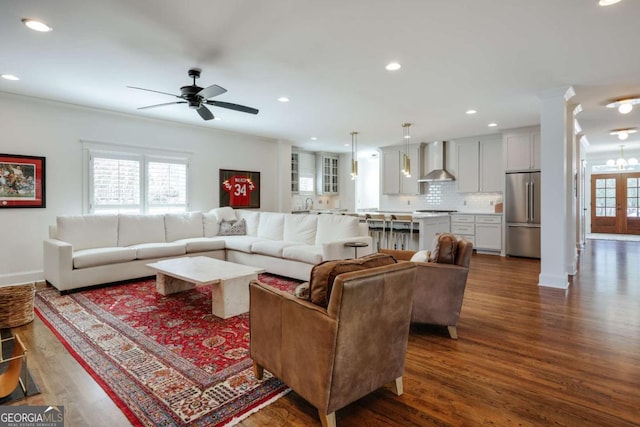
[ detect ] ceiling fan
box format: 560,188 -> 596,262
128,68 -> 259,121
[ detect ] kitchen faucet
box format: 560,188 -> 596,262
305,198 -> 313,210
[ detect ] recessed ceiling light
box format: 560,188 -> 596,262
488,123 -> 498,127
310,137 -> 318,140
385,62 -> 401,71
599,0 -> 622,6
22,18 -> 52,32
277,96 -> 290,103
466,109 -> 477,115
1,74 -> 20,81
344,143 -> 350,147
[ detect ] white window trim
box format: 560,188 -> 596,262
81,140 -> 192,214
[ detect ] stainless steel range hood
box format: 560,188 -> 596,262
418,141 -> 456,182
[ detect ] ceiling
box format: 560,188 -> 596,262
2,0 -> 640,156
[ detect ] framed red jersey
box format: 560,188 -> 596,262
220,169 -> 260,208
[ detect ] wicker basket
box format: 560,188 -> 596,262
0,283 -> 36,328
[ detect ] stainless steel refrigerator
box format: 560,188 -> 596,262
505,171 -> 541,258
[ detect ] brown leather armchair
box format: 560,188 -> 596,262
381,235 -> 473,339
250,262 -> 417,427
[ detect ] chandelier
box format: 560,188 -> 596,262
606,145 -> 638,169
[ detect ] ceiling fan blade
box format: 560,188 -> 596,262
127,86 -> 181,98
207,100 -> 259,115
138,101 -> 186,110
197,84 -> 227,100
197,105 -> 215,120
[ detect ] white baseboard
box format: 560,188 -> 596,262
0,270 -> 44,287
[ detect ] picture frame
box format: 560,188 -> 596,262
220,169 -> 260,209
0,154 -> 46,208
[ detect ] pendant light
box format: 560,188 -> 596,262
350,131 -> 359,179
606,145 -> 638,169
402,123 -> 412,178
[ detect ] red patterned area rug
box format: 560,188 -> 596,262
34,273 -> 302,426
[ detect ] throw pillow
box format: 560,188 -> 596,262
308,252 -> 397,308
410,250 -> 430,263
294,282 -> 310,300
428,233 -> 458,264
218,218 -> 247,236
210,206 -> 237,223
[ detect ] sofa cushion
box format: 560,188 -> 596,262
203,212 -> 220,237
251,240 -> 304,258
57,215 -> 118,251
118,215 -> 166,247
308,253 -> 397,308
281,245 -> 323,265
223,236 -> 265,253
235,210 -> 260,236
315,215 -> 361,245
257,212 -> 285,240
210,206 -> 236,222
174,237 -> 226,253
283,214 -> 317,245
165,212 -> 204,242
131,242 -> 186,260
219,218 -> 247,236
429,233 -> 458,264
73,247 -> 137,269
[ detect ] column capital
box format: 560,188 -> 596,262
538,85 -> 576,102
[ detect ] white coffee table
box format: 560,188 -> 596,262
146,256 -> 264,319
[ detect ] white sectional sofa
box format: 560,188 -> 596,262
43,207 -> 373,292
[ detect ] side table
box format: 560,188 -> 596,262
343,241 -> 369,258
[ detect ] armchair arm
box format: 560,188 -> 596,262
321,236 -> 373,261
43,238 -> 73,290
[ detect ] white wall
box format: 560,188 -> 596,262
0,92 -> 287,286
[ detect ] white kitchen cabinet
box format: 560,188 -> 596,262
475,216 -> 502,251
451,214 -> 502,253
381,143 -> 424,195
504,127 -> 540,171
455,135 -> 502,193
381,147 -> 401,195
480,139 -> 503,192
456,142 -> 479,193
316,153 -> 339,195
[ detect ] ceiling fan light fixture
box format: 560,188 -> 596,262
22,18 -> 52,32
609,128 -> 637,140
606,97 -> 640,114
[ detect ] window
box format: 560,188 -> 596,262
89,150 -> 188,214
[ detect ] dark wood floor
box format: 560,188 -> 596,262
9,239 -> 640,426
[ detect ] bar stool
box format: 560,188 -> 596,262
389,214 -> 415,251
365,214 -> 387,251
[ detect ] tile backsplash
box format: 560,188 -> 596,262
380,181 -> 502,213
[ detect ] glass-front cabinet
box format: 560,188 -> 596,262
291,152 -> 299,193
316,153 -> 339,195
